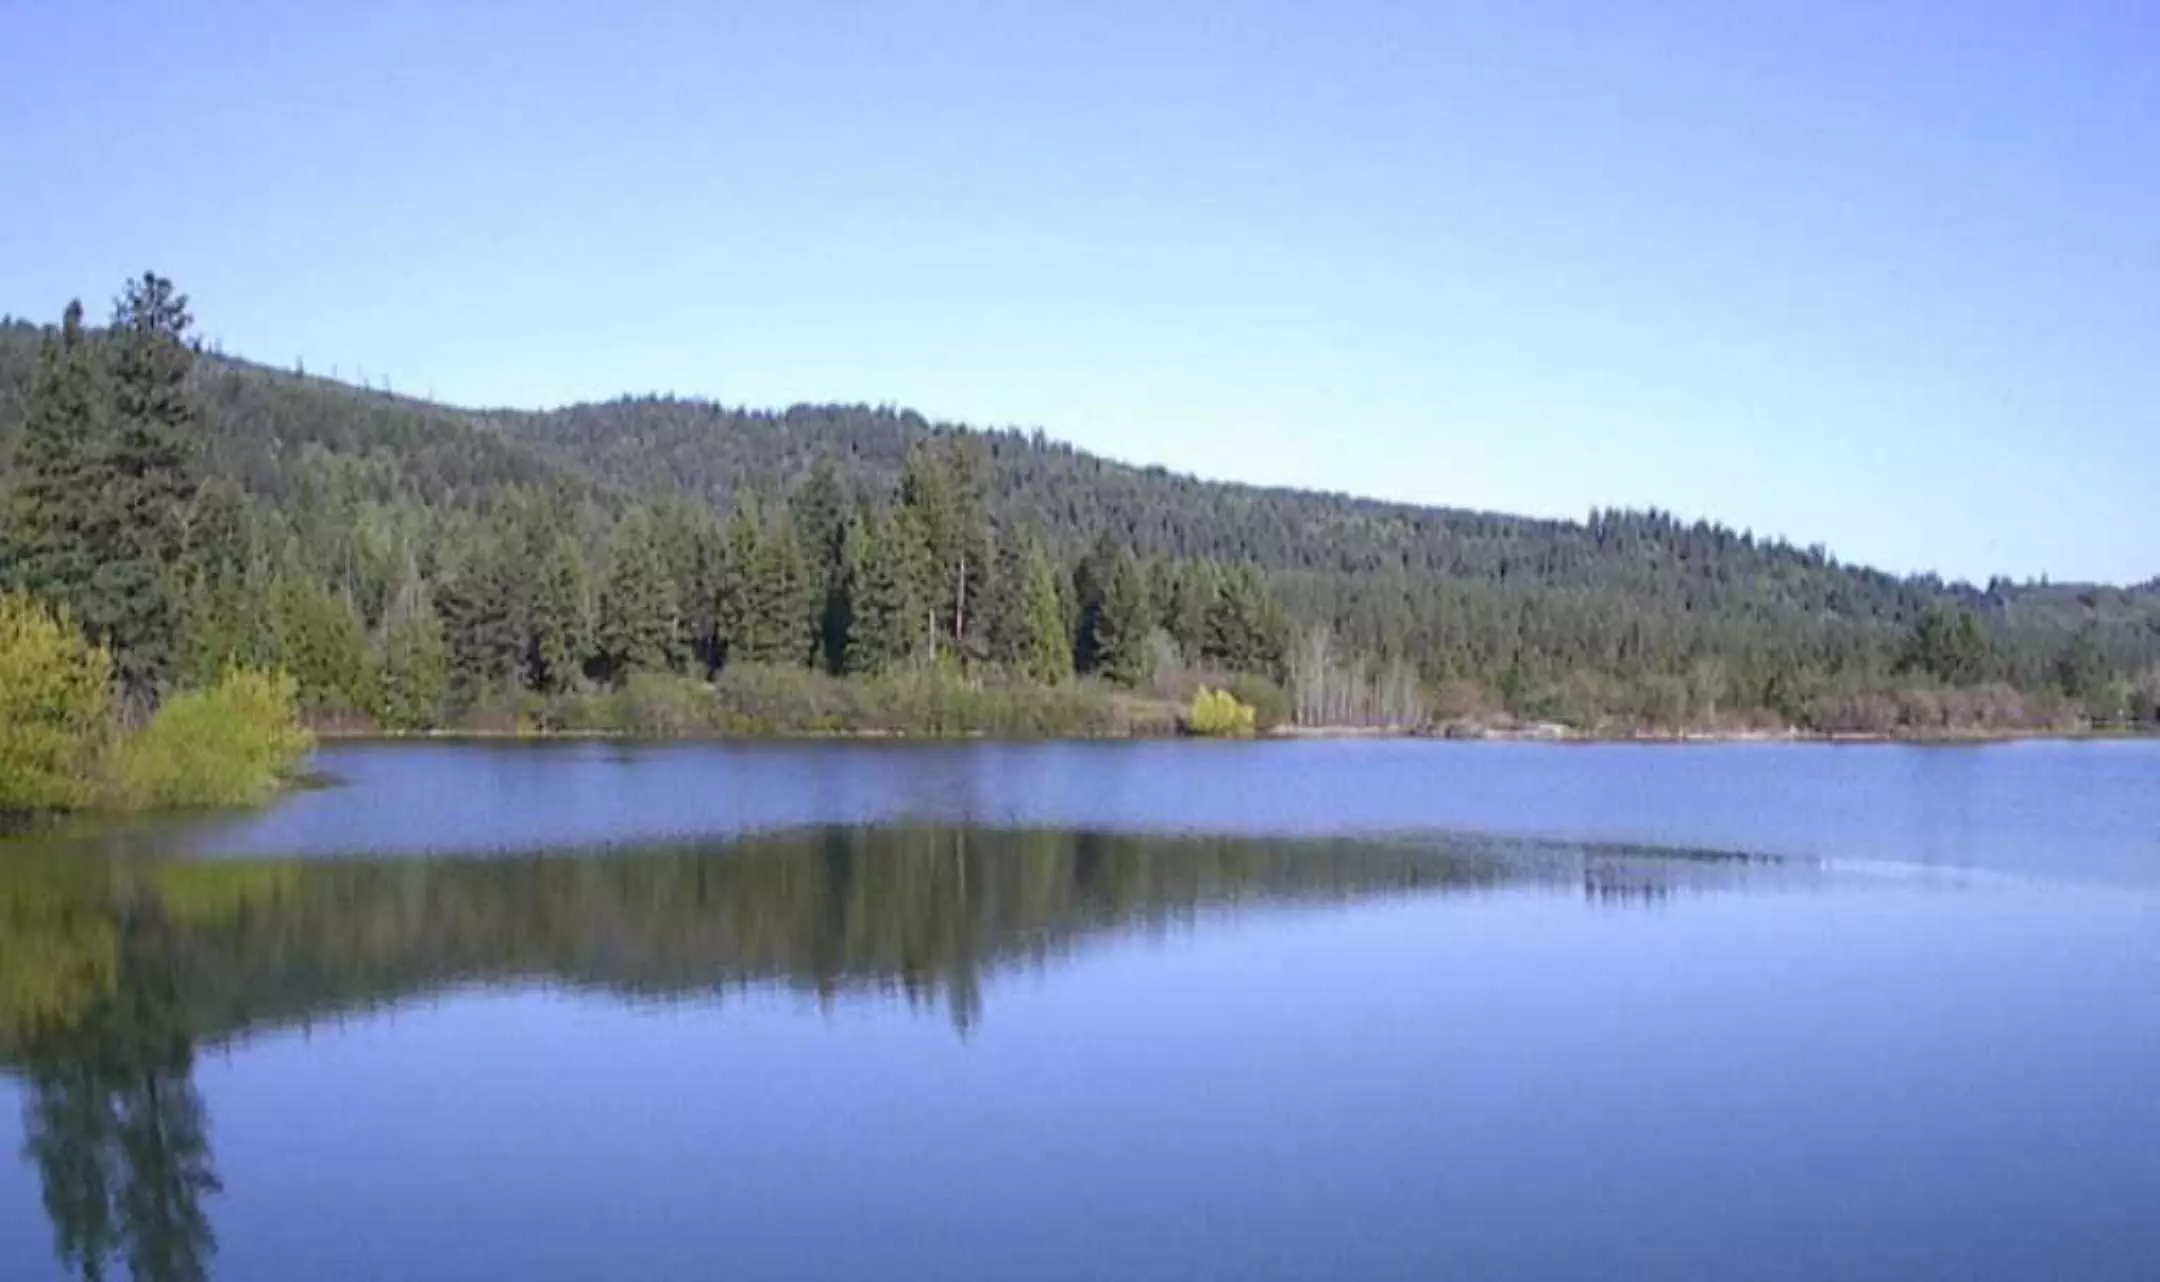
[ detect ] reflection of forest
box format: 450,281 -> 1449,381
0,826 -> 1778,1281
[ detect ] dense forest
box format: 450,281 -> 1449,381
2,277 -> 2156,737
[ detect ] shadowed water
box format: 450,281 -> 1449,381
1,741 -> 2155,1281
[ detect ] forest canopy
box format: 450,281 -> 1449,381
1,281 -> 2155,739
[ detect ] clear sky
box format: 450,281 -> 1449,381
3,1 -> 2154,585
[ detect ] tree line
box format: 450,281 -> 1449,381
0,278 -> 1302,734
2,278 -> 2156,735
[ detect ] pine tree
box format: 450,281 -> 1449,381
735,510 -> 812,666
597,509 -> 678,680
791,459 -> 852,672
715,497 -> 762,668
1160,560 -> 1220,657
898,439 -> 990,655
1018,533 -> 1075,684
175,548 -> 276,689
97,273 -> 203,700
373,584 -> 450,730
1203,565 -> 1288,676
981,530 -> 1030,670
1899,606 -> 1989,686
1094,549 -> 1154,686
271,571 -> 374,715
436,535 -> 525,704
1071,530 -> 1121,675
844,511 -> 921,676
527,532 -> 591,692
1,301 -> 104,621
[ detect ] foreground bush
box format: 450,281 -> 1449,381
0,594 -> 117,814
114,668 -> 314,808
1185,687 -> 1258,737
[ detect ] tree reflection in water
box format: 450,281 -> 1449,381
0,826 -> 1781,1280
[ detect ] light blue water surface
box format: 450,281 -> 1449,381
0,741 -> 2152,1281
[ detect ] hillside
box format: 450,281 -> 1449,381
2,308 -> 2155,731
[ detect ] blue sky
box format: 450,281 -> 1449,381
3,1 -> 2154,584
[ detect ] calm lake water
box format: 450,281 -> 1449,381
1,740 -> 2155,1281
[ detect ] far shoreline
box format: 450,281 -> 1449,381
308,722 -> 2155,747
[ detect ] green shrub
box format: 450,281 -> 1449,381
1186,686 -> 1257,737
0,593 -> 117,814
611,672 -> 719,737
115,667 -> 314,809
1221,674 -> 1290,731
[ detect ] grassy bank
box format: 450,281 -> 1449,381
302,663 -> 2152,747
330,665 -> 1187,741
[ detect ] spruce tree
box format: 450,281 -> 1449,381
1160,560 -> 1220,657
844,511 -> 921,676
1018,533 -> 1075,683
98,273 -> 202,700
1094,550 -> 1154,686
735,510 -> 812,666
373,584 -> 450,730
597,510 -> 678,680
527,532 -> 591,692
1203,564 -> 1288,676
272,571 -> 374,715
898,439 -> 990,654
715,499 -> 764,667
1,301 -> 104,620
791,459 -> 852,671
1071,530 -> 1120,675
981,530 -> 1030,670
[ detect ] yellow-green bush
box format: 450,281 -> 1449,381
114,667 -> 314,809
1186,686 -> 1258,737
0,593 -> 117,814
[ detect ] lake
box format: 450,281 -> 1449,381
1,740 -> 2155,1281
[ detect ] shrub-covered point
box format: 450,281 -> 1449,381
114,668 -> 314,809
0,593 -> 311,815
3,278 -> 2157,737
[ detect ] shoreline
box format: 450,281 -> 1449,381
309,722 -> 2154,747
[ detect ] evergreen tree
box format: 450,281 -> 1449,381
1094,549 -> 1154,686
844,511 -> 921,675
1018,533 -> 1075,684
271,571 -> 374,715
2054,626 -> 2107,702
715,498 -> 763,667
898,439 -> 990,655
734,509 -> 812,666
373,585 -> 450,730
526,532 -> 591,692
1898,606 -> 1989,686
1071,530 -> 1121,675
98,274 -> 203,700
791,459 -> 852,671
436,537 -> 525,705
596,509 -> 678,680
981,530 -> 1030,670
1,301 -> 104,621
1159,560 -> 1220,657
1203,564 -> 1288,676
175,549 -> 276,690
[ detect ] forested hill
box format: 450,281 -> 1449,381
2,308 -> 2156,731
5,315 -> 2143,605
